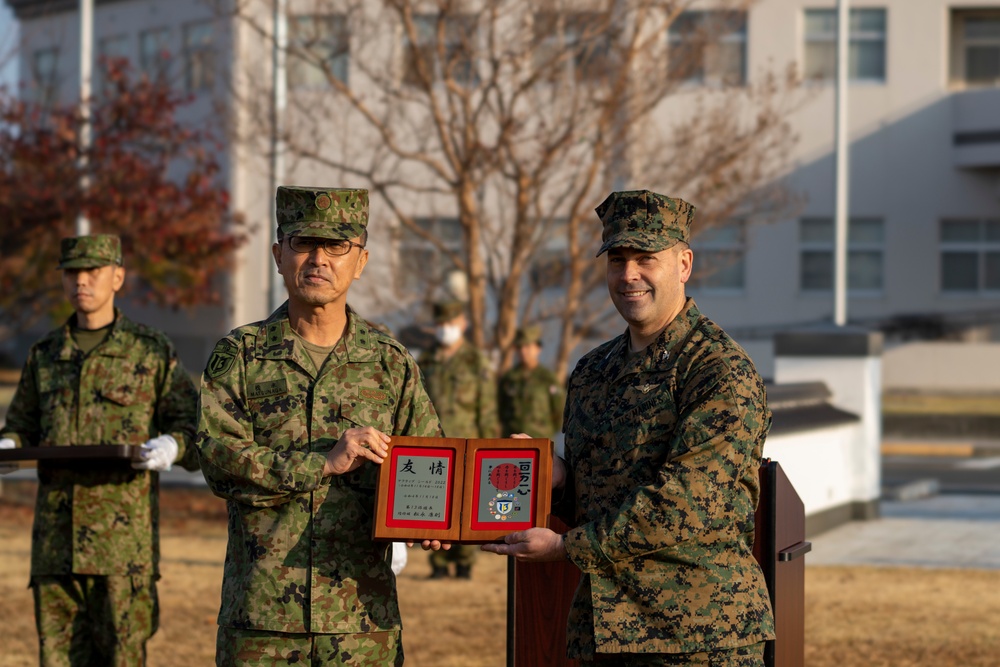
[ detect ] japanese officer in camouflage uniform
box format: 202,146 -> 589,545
0,234 -> 200,667
196,187 -> 444,666
418,299 -> 499,578
498,324 -> 565,439
483,191 -> 775,666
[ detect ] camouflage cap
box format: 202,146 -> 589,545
276,186 -> 368,240
58,234 -> 123,269
595,190 -> 695,257
432,299 -> 466,324
513,324 -> 543,346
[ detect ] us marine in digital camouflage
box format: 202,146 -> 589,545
0,234 -> 200,667
483,190 -> 775,666
196,186 -> 445,666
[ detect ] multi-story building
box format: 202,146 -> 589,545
4,0 -> 1000,377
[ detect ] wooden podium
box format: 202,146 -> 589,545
753,459 -> 812,667
508,460 -> 810,667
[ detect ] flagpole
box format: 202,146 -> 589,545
76,0 -> 93,236
833,0 -> 850,326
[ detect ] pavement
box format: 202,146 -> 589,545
807,493 -> 1000,570
803,437 -> 1000,570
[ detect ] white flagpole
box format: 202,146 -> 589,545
833,0 -> 850,326
76,0 -> 93,236
268,0 -> 288,311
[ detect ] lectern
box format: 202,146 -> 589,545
508,459 -> 810,667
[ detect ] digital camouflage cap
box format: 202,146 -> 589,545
432,300 -> 466,324
595,190 -> 695,257
276,186 -> 368,240
513,324 -> 543,346
58,234 -> 123,269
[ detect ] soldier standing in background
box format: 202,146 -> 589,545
419,299 -> 499,579
0,234 -> 199,667
483,191 -> 774,666
498,324 -> 565,440
197,187 -> 444,666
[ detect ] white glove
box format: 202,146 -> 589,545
390,542 -> 408,576
131,435 -> 179,472
0,438 -> 17,475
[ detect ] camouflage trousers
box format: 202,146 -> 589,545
580,642 -> 765,667
428,543 -> 478,568
31,574 -> 158,667
216,626 -> 403,666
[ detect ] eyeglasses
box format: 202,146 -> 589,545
287,236 -> 365,257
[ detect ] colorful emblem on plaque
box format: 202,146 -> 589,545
489,463 -> 522,491
489,491 -> 521,521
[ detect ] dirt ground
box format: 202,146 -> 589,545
1,483 -> 998,666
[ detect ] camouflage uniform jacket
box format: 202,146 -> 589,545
558,299 -> 775,657
498,364 -> 565,439
418,340 -> 499,439
197,305 -> 442,634
0,309 -> 199,577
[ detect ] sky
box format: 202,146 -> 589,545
0,3 -> 17,90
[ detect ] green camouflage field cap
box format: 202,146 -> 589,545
432,299 -> 466,324
513,324 -> 543,346
58,234 -> 123,269
595,190 -> 695,256
276,186 -> 368,240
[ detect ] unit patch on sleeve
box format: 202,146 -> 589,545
207,339 -> 239,380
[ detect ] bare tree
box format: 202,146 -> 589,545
228,0 -> 801,378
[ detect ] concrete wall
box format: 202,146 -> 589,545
769,330 -> 884,532
764,422 -> 863,519
883,342 -> 1000,393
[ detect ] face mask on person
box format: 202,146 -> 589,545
435,324 -> 463,346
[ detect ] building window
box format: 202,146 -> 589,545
940,219 -> 1000,293
183,21 -> 215,92
804,8 -> 886,82
403,14 -> 478,87
398,217 -> 463,292
667,10 -> 747,86
689,221 -> 745,292
799,217 -> 884,292
533,11 -> 613,83
288,14 -> 349,88
31,47 -> 59,106
140,28 -> 172,83
97,34 -> 128,91
950,10 -> 1000,87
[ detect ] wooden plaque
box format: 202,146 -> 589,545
373,436 -> 552,544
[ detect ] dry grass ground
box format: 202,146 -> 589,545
1,484 -> 999,666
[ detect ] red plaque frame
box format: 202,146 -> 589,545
373,436 -> 552,544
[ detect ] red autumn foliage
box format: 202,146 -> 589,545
0,58 -> 244,337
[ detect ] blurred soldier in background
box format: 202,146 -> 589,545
419,299 -> 499,579
0,234 -> 199,667
498,324 -> 565,440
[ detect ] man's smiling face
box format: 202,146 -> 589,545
605,243 -> 693,339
